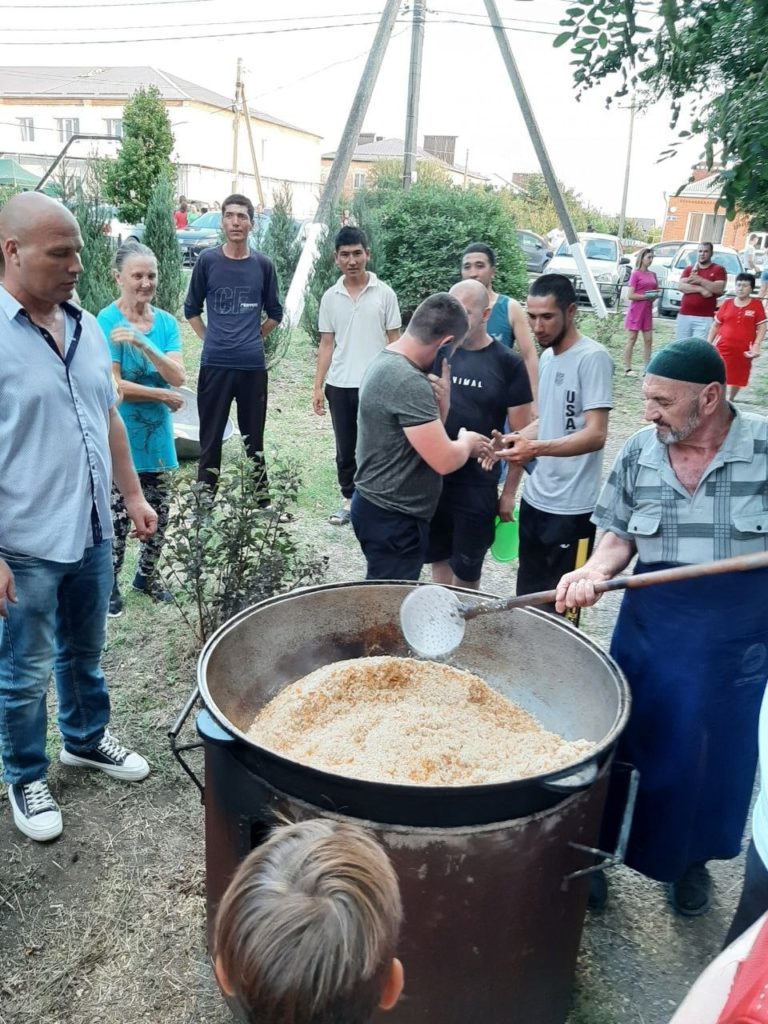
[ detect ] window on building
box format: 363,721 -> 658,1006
686,212 -> 725,244
56,118 -> 80,143
17,117 -> 35,142
104,118 -> 123,139
352,171 -> 367,190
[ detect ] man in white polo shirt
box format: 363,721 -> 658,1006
313,227 -> 401,525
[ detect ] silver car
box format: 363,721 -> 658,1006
546,233 -> 631,307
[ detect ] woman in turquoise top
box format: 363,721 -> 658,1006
97,241 -> 186,617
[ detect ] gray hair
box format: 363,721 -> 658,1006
114,239 -> 155,272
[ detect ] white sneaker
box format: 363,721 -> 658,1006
60,730 -> 150,781
9,780 -> 63,841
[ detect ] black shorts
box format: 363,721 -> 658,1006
426,481 -> 497,583
350,492 -> 429,581
516,498 -> 596,623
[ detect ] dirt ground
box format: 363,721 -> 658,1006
1,318 -> 766,1024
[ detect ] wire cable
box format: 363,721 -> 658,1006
0,0 -> 213,7
0,9 -> 385,32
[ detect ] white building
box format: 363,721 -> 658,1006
0,66 -> 323,217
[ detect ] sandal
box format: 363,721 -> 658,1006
624,369 -> 636,377
329,506 -> 352,526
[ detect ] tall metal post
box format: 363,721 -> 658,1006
617,100 -> 636,242
231,57 -> 243,193
285,0 -> 401,327
402,0 -> 426,190
482,0 -> 607,316
314,0 -> 401,225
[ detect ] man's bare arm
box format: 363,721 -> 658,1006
186,314 -> 206,341
555,531 -> 636,612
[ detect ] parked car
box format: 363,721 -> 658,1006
658,243 -> 745,317
126,210 -> 276,265
65,201 -> 134,245
546,232 -> 630,307
516,229 -> 552,274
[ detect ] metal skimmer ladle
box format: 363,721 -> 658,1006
400,551 -> 768,659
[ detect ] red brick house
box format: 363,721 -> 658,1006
662,165 -> 750,248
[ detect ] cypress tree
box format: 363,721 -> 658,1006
143,172 -> 185,316
71,189 -> 117,315
262,182 -> 301,297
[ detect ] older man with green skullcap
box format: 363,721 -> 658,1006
555,338 -> 768,918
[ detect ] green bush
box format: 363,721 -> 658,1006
159,452 -> 327,645
301,219 -> 339,348
71,191 -> 117,315
375,182 -> 529,319
143,172 -> 185,316
262,182 -> 301,298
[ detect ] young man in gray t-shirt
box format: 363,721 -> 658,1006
487,274 -> 613,621
351,293 -> 488,581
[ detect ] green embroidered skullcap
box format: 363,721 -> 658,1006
645,338 -> 726,385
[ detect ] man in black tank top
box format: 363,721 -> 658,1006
426,280 -> 532,588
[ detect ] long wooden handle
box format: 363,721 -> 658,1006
463,550 -> 768,619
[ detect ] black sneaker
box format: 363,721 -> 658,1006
670,862 -> 711,917
60,729 -> 150,781
8,780 -> 63,841
108,580 -> 123,618
132,572 -> 173,604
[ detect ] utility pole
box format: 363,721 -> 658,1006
402,0 -> 426,190
231,57 -> 243,193
240,89 -> 265,208
314,0 -> 400,225
482,0 -> 607,316
285,0 -> 401,327
617,99 -> 636,243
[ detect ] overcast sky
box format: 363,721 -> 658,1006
0,0 -> 703,225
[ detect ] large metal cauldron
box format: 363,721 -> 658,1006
184,581 -> 631,1024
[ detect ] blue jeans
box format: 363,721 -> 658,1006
0,540 -> 113,785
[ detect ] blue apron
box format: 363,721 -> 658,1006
608,561 -> 768,882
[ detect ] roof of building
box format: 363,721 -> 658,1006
322,136 -> 489,181
0,66 -> 321,137
678,173 -> 724,199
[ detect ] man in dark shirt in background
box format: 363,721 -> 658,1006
184,193 -> 283,496
427,279 -> 532,589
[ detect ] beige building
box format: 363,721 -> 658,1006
321,134 -> 490,195
0,66 -> 322,217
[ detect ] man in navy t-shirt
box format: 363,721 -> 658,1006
184,193 -> 283,495
426,279 -> 533,588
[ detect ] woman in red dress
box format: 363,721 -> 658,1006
708,273 -> 766,400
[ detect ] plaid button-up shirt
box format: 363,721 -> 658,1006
592,408 -> 768,563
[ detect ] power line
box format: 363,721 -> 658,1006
432,15 -> 559,36
0,0 -> 213,6
0,19 -> 393,44
0,10 -> 385,32
0,15 -> 560,45
433,7 -> 561,28
249,25 -> 411,102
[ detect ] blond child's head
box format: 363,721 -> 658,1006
214,818 -> 403,1024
